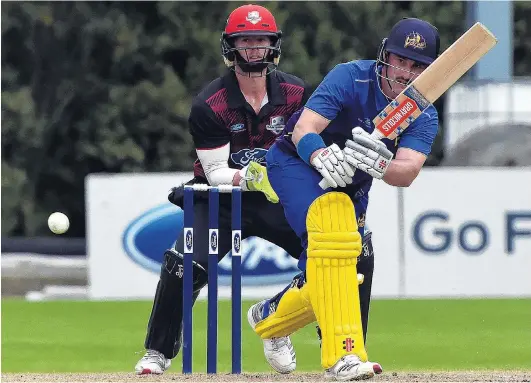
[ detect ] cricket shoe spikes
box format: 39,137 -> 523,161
248,300 -> 296,374
324,354 -> 382,381
134,349 -> 171,375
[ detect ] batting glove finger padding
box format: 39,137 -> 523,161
311,144 -> 355,188
343,127 -> 393,179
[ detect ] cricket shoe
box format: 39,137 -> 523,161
134,349 -> 171,375
324,354 -> 382,381
247,300 -> 296,374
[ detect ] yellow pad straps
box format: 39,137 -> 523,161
306,192 -> 367,368
253,275 -> 365,340
254,283 -> 315,339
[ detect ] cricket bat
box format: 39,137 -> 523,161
319,22 -> 498,189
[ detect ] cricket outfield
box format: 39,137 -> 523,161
2,299 -> 530,381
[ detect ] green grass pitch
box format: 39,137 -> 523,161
2,298 -> 530,373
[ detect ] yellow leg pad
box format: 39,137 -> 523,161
306,192 -> 367,369
254,284 -> 316,339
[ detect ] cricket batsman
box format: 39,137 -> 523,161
247,17 -> 441,381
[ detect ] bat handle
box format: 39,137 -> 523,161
370,129 -> 385,140
319,178 -> 330,190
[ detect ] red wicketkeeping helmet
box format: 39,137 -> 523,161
221,4 -> 282,75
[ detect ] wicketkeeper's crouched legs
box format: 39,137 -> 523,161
144,249 -> 207,359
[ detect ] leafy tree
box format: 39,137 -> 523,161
1,1 -> 528,237
514,1 -> 531,76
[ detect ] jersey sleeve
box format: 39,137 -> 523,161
304,63 -> 357,121
188,99 -> 230,149
397,105 -> 439,155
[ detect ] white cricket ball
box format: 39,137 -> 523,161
48,212 -> 70,235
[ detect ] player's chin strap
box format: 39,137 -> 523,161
375,38 -> 416,100
375,39 -> 393,101
233,65 -> 270,78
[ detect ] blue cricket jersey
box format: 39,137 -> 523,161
276,59 -> 439,198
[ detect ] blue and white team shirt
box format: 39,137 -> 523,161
276,59 -> 439,197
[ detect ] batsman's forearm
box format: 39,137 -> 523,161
383,159 -> 421,187
292,124 -> 317,148
292,108 -> 330,147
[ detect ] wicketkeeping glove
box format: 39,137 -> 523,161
343,127 -> 394,179
311,144 -> 355,188
239,161 -> 279,203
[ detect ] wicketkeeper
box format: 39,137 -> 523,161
135,4 -> 309,375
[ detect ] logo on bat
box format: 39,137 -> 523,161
378,98 -> 418,136
404,32 -> 426,49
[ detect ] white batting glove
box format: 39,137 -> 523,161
343,127 -> 393,179
311,144 -> 355,188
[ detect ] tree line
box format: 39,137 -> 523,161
2,1 -> 530,237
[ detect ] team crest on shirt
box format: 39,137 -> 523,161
246,11 -> 262,25
266,116 -> 285,134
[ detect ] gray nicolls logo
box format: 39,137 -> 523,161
176,264 -> 184,278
